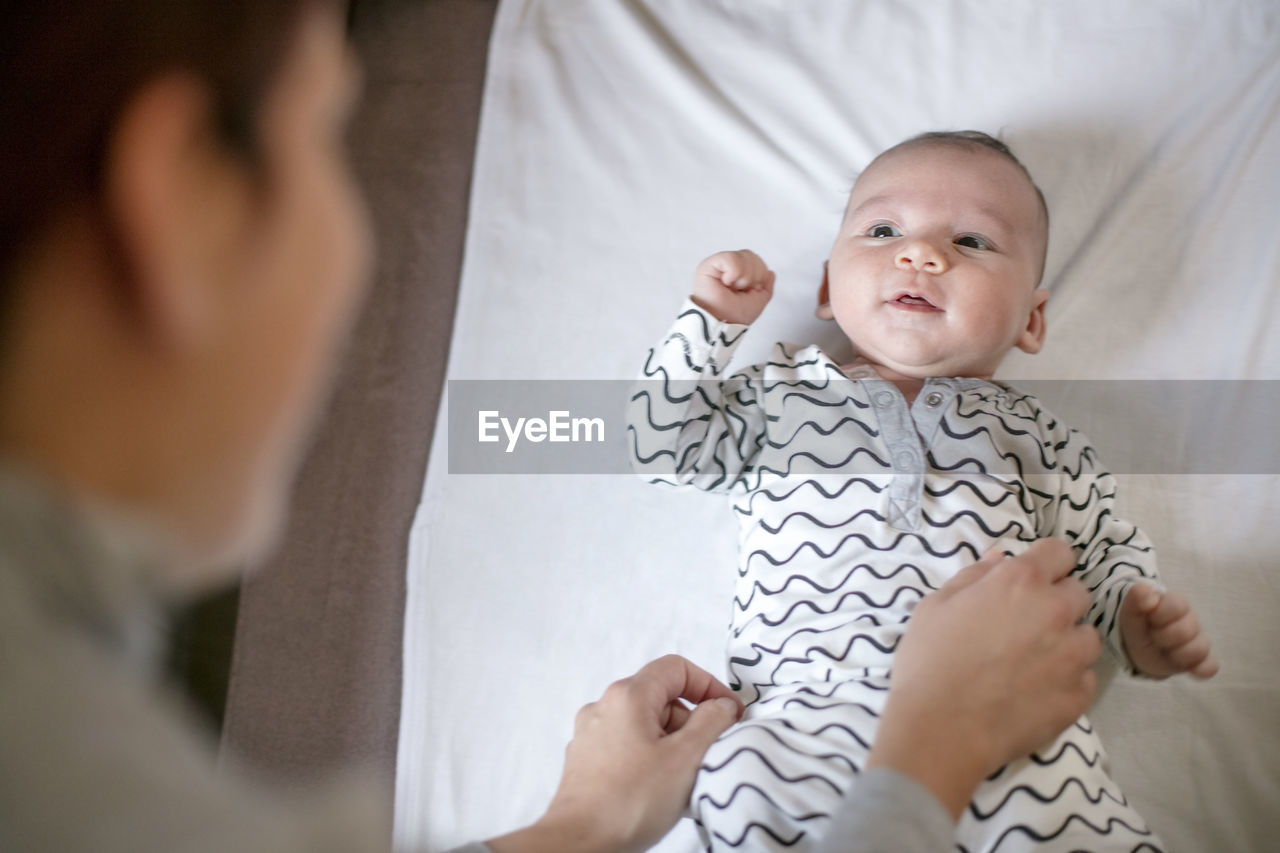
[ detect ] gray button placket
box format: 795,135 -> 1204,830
910,378 -> 963,449
864,379 -> 925,531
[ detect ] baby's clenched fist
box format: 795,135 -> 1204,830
1119,582 -> 1218,680
690,249 -> 775,325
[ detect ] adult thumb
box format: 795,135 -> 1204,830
671,697 -> 740,755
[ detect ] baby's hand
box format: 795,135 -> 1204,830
690,250 -> 775,325
1119,583 -> 1218,680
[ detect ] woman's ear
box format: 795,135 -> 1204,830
1015,289 -> 1051,354
102,73 -> 250,353
816,260 -> 834,321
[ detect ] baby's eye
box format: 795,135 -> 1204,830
868,224 -> 900,239
954,234 -> 992,250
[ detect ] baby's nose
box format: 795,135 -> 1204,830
895,239 -> 948,273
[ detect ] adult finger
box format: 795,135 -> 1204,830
1053,572 -> 1092,625
1046,644 -> 1100,737
572,700 -> 599,735
1066,623 -> 1104,668
1049,627 -> 1101,726
1075,667 -> 1099,713
632,655 -> 737,718
935,549 -> 1003,598
669,696 -> 741,752
1012,538 -> 1077,584
662,699 -> 692,734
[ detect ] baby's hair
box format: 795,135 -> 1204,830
861,129 -> 1050,284
887,130 -> 1048,227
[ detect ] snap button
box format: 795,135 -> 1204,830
874,391 -> 894,407
924,391 -> 945,408
895,450 -> 918,468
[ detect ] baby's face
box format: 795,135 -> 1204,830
826,143 -> 1048,379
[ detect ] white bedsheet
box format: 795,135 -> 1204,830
395,2 -> 1280,849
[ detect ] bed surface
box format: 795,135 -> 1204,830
395,2 -> 1280,849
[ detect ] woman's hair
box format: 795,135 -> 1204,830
0,0 -> 332,287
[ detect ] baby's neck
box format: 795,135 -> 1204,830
841,357 -> 987,407
894,378 -> 925,407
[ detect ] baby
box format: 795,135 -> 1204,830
626,132 -> 1216,852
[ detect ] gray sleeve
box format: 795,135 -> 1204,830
432,773 -> 951,853
813,768 -> 955,853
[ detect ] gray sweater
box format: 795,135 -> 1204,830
0,464 -> 952,852
450,767 -> 953,852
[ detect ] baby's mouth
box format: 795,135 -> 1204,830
889,292 -> 942,312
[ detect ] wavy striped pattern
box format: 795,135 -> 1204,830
627,303 -> 1165,851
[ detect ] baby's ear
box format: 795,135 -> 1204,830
1015,289 -> 1051,354
815,260 -> 834,321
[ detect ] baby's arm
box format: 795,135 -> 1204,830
1039,421 -> 1216,679
626,251 -> 775,492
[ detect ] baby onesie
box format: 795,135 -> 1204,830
627,302 -> 1166,853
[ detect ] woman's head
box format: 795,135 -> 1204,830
2,0 -> 334,283
0,1 -> 372,582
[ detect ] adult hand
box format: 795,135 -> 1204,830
487,655 -> 742,853
866,538 -> 1102,820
